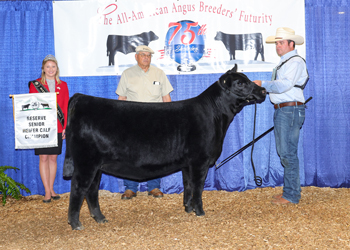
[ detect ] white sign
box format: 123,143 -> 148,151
13,93 -> 58,149
53,0 -> 305,76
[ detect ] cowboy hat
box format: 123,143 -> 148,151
266,27 -> 304,45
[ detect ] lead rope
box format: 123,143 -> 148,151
251,101 -> 262,186
215,101 -> 262,186
216,97 -> 312,186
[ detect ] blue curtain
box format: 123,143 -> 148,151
303,0 -> 350,187
0,1 -> 349,197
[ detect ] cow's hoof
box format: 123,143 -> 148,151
69,221 -> 84,230
72,225 -> 85,230
195,209 -> 205,216
96,218 -> 108,224
184,206 -> 193,213
91,214 -> 108,224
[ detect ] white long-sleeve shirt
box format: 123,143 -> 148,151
262,50 -> 308,104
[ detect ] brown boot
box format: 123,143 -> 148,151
272,193 -> 283,199
271,197 -> 292,205
148,188 -> 164,198
121,190 -> 136,200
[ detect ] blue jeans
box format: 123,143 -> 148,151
124,178 -> 161,193
274,105 -> 305,203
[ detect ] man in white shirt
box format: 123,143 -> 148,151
253,27 -> 308,205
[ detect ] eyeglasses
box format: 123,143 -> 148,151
139,53 -> 152,58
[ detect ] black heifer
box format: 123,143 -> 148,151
106,31 -> 159,66
63,65 -> 266,230
215,31 -> 265,61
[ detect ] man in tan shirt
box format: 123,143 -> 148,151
116,45 -> 174,199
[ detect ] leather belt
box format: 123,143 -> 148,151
274,101 -> 304,109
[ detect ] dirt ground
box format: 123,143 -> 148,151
1,186 -> 350,249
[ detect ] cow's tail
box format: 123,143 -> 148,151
63,150 -> 74,178
63,94 -> 81,178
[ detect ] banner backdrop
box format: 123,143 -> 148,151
53,0 -> 305,76
13,93 -> 58,149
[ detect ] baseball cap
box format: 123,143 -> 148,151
135,45 -> 154,54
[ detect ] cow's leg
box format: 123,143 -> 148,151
231,50 -> 236,60
261,46 -> 265,61
254,47 -> 265,61
108,50 -> 116,65
181,167 -> 193,213
254,50 -> 259,60
68,168 -> 98,230
85,169 -> 108,224
68,173 -> 86,230
190,163 -> 210,216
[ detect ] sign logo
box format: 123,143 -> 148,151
21,100 -> 51,111
165,20 -> 206,72
98,4 -> 118,25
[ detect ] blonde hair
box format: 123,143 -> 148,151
40,55 -> 61,85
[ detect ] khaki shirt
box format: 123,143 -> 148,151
116,65 -> 173,103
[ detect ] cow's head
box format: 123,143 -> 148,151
142,31 -> 159,41
218,64 -> 266,104
214,31 -> 224,41
149,31 -> 159,41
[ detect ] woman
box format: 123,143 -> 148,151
29,55 -> 69,203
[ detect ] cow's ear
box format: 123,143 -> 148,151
232,64 -> 237,72
226,64 -> 238,75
